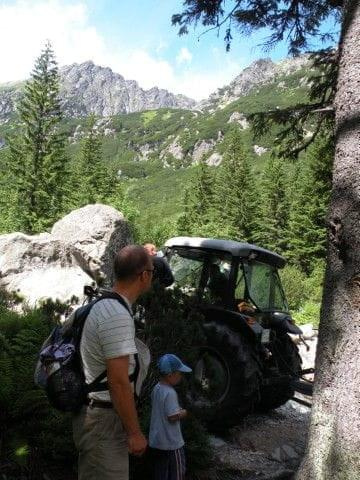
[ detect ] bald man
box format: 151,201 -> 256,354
73,245 -> 153,480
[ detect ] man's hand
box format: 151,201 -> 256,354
107,356 -> 146,455
127,431 -> 148,456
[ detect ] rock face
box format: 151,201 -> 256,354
0,204 -> 131,306
200,55 -> 310,110
0,61 -> 195,119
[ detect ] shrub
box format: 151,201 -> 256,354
280,265 -> 307,310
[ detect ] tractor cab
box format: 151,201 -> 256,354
164,237 -> 300,336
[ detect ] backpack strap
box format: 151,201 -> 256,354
85,291 -> 140,396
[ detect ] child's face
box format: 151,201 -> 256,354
167,371 -> 183,385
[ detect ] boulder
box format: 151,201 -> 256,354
0,204 -> 132,306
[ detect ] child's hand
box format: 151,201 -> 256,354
179,409 -> 187,419
168,409 -> 188,422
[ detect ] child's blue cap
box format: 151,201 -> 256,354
158,354 -> 192,375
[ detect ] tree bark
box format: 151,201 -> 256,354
296,1 -> 360,479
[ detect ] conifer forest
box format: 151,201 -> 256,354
1,1 -> 359,479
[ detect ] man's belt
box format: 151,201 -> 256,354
86,398 -> 113,409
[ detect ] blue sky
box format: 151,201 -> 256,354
0,0 -> 339,100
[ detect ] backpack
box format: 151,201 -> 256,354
34,291 -> 150,412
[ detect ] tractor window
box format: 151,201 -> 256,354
167,252 -> 204,292
244,262 -> 288,312
235,270 -> 246,300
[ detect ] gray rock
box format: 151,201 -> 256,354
253,144 -> 269,156
0,204 -> 132,306
199,54 -> 310,109
0,232 -> 88,306
192,139 -> 216,163
228,111 -> 249,129
271,444 -> 299,462
0,62 -> 195,119
206,152 -> 222,166
160,136 -> 184,161
51,204 -> 132,285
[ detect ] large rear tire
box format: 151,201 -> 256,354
187,321 -> 261,430
257,333 -> 302,411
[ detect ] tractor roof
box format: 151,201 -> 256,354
164,237 -> 286,268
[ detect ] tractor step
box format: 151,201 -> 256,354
291,396 -> 312,408
292,379 -> 313,396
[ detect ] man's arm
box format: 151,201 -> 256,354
106,355 -> 147,455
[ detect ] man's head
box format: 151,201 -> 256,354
113,245 -> 154,301
143,243 -> 157,257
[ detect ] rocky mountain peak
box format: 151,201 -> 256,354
59,61 -> 195,116
0,61 -> 196,119
199,54 -> 310,110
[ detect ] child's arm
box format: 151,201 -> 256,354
168,409 -> 187,422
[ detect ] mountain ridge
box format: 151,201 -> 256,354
0,55 -> 311,120
0,60 -> 196,119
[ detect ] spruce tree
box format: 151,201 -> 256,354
176,160 -> 217,236
254,157 -> 289,252
72,115 -> 108,205
5,42 -> 68,233
213,128 -> 257,242
286,136 -> 333,272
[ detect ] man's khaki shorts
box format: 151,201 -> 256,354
72,406 -> 128,480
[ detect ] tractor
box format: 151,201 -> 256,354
163,237 -> 306,429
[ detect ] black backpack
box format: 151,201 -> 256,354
34,291 -> 139,412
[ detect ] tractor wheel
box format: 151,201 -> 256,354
257,333 -> 302,411
187,321 -> 261,431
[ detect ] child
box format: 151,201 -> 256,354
149,353 -> 192,480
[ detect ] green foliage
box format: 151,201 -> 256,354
2,42 -> 69,233
176,160 -> 218,237
254,156 -> 290,252
137,218 -> 178,247
286,135 -> 333,272
212,128 -> 257,241
293,301 -> 321,326
0,292 -> 76,478
69,115 -> 109,206
281,261 -> 325,326
280,265 -> 308,311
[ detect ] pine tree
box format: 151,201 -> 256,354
4,42 -> 68,233
286,135 -> 333,272
213,128 -> 257,242
254,157 -> 290,252
71,115 -> 109,206
176,160 -> 217,236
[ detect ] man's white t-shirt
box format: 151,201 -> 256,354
80,296 -> 137,402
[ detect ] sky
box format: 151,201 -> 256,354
0,0 -> 339,100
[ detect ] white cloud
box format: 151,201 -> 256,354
0,0 -> 243,100
176,47 -> 192,65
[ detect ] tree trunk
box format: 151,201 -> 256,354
296,1 -> 360,479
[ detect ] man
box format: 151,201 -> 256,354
72,245 -> 153,480
143,243 -> 174,287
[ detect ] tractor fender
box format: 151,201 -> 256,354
268,312 -> 302,335
199,306 -> 260,343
